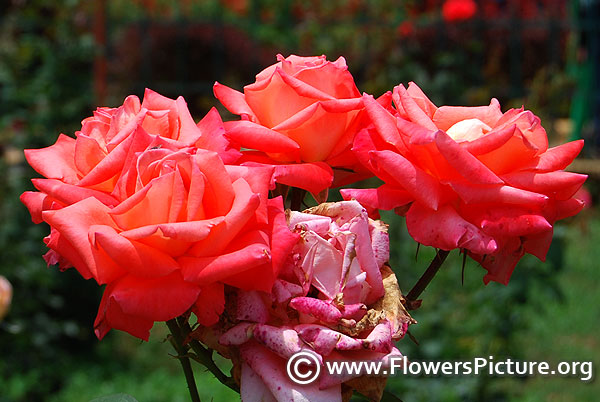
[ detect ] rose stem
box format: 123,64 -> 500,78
406,249 -> 451,309
178,318 -> 240,393
166,319 -> 201,402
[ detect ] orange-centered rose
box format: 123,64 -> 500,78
214,54 -> 369,193
21,90 -> 239,268
20,91 -> 297,340
37,147 -> 295,340
343,82 -> 587,284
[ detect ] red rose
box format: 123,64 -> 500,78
343,83 -> 586,284
214,54 -> 368,194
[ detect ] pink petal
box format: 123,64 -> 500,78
300,232 -> 343,299
252,324 -> 303,359
341,303 -> 368,321
220,323 -> 255,346
241,343 -> 341,402
244,71 -> 319,128
237,290 -> 270,323
289,297 -> 342,324
292,58 -> 361,99
348,212 -> 385,302
240,362 -> 277,402
78,126 -> 148,188
295,324 -> 362,355
363,322 -> 393,353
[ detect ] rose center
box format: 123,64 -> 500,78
446,118 -> 492,142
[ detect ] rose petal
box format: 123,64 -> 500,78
406,203 -> 497,255
224,120 -> 300,156
432,98 -> 503,131
370,150 -> 442,210
213,82 -> 257,121
24,134 -> 78,183
94,282 -> 154,341
193,282 -> 225,327
107,270 -> 200,322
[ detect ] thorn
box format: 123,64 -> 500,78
415,243 -> 421,261
406,299 -> 422,311
407,329 -> 419,346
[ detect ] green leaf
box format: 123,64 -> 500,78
89,394 -> 139,402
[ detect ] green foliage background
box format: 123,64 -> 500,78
0,1 -> 596,401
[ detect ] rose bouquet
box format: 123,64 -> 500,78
20,54 -> 586,401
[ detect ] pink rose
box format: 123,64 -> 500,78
343,83 -> 586,284
214,201 -> 413,401
214,54 -> 369,194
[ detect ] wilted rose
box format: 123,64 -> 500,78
214,54 -> 369,194
212,201 -> 413,401
343,83 -> 586,284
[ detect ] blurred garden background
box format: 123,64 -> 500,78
1,0 -> 599,401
